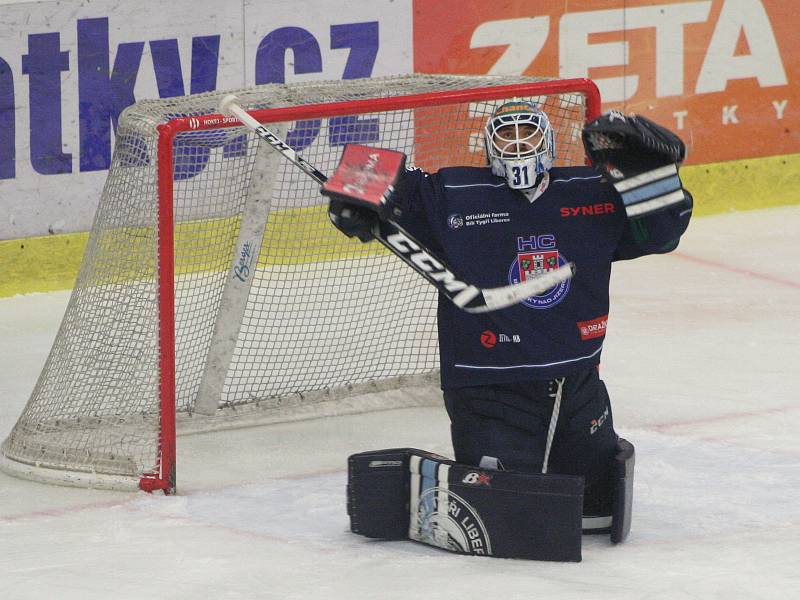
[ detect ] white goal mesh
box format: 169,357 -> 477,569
1,74 -> 599,492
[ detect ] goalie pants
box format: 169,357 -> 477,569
443,368 -> 618,514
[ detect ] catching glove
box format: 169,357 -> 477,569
582,112 -> 689,219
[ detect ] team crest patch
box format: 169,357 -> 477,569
447,213 -> 464,229
508,234 -> 571,309
412,486 -> 492,555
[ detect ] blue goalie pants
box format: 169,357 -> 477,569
443,367 -> 619,516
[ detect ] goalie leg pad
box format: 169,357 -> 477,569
347,448 -> 585,562
347,449 -> 410,539
580,438 -> 635,540
611,438 -> 635,544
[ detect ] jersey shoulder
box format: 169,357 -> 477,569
547,165 -> 620,207
549,165 -> 619,194
435,166 -> 502,187
430,164 -> 615,193
548,165 -> 605,185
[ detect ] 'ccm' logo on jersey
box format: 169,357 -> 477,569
560,203 -> 616,218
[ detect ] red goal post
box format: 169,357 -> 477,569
2,75 -> 601,494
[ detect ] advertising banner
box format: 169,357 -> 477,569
0,0 -> 412,238
1,0 -> 798,297
413,0 -> 798,166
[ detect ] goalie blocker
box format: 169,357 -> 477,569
347,442 -> 634,562
321,144 -> 406,242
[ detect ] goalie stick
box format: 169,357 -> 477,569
218,95 -> 574,313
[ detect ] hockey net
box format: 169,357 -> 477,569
1,74 -> 600,493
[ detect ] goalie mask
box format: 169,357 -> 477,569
485,101 -> 555,190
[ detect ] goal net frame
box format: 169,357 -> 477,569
1,75 -> 601,494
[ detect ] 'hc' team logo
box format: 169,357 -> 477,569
508,234 -> 571,309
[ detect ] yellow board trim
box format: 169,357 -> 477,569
2,152 -> 799,298
0,205 -> 385,298
681,152 -> 800,216
0,232 -> 90,297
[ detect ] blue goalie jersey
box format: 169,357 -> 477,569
392,165 -> 692,389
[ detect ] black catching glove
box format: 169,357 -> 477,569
582,112 -> 689,219
321,144 -> 407,243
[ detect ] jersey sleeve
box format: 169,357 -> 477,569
613,189 -> 693,261
388,167 -> 446,253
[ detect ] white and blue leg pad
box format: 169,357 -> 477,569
348,448 -> 585,561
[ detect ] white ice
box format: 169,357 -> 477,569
1,207 -> 799,600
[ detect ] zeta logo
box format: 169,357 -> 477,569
507,234 -> 571,309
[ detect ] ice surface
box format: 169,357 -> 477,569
1,207 -> 799,599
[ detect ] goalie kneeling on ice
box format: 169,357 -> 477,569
347,445 -> 634,562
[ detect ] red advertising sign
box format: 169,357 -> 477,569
414,0 -> 799,165
577,315 -> 609,341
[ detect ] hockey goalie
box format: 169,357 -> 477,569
322,103 -> 692,561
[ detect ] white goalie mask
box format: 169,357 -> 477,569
485,101 -> 555,190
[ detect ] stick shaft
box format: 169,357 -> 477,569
219,96 -> 572,313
